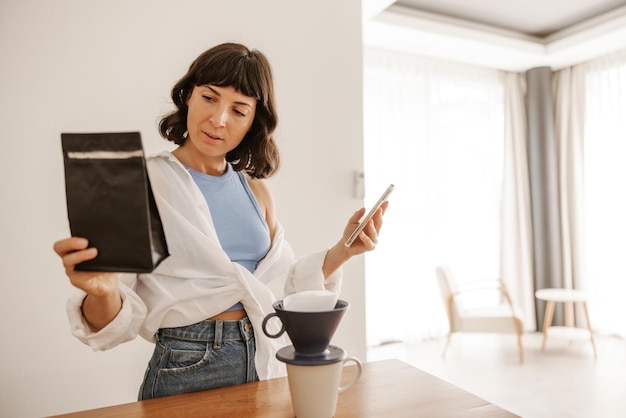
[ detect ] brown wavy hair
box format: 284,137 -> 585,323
159,43 -> 280,179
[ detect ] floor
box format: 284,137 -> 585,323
367,332 -> 626,417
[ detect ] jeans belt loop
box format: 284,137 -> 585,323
213,320 -> 224,349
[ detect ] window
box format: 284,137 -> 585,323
363,49 -> 505,345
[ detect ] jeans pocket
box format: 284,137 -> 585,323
162,348 -> 210,373
151,344 -> 213,398
159,338 -> 211,375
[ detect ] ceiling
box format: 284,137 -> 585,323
363,0 -> 626,71
394,0 -> 626,38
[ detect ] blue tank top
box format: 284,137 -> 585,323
187,163 -> 271,272
187,164 -> 270,312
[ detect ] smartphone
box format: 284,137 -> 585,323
344,183 -> 394,247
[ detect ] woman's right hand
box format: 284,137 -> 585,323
53,237 -> 122,330
53,237 -> 120,297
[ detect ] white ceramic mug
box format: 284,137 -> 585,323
283,290 -> 338,312
285,356 -> 362,418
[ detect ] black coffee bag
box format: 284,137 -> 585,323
61,132 -> 169,272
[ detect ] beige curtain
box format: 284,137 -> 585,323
553,67 -> 587,290
501,72 -> 536,330
552,66 -> 587,326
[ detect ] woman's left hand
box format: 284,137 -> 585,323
342,201 -> 389,256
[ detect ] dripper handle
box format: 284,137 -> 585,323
262,312 -> 286,338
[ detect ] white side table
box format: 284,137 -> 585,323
535,288 -> 597,358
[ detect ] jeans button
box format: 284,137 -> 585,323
244,323 -> 252,332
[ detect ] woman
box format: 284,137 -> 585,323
53,42 -> 387,400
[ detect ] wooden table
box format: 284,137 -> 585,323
52,359 -> 516,417
535,288 -> 597,358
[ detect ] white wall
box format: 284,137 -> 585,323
0,1 -> 364,416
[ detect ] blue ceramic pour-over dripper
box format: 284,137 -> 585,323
262,300 -> 349,356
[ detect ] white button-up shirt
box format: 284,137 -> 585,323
66,151 -> 342,380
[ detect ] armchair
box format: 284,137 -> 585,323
435,264 -> 524,363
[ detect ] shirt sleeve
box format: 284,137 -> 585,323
65,273 -> 148,351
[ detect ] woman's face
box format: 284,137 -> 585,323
185,84 -> 257,163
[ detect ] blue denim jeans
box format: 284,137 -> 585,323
139,317 -> 258,400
